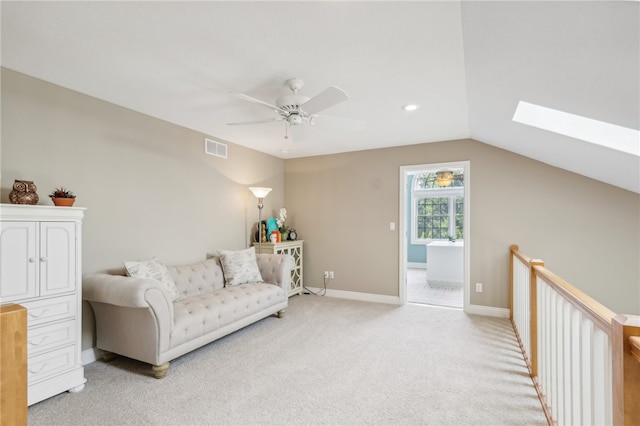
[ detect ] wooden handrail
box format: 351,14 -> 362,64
631,336 -> 640,363
534,266 -> 616,334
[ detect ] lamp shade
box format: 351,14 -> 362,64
249,187 -> 272,198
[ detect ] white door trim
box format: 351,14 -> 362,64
399,161 -> 471,312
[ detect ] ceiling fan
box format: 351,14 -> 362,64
227,78 -> 365,141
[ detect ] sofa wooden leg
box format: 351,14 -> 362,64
101,350 -> 117,362
277,309 -> 286,318
152,362 -> 170,379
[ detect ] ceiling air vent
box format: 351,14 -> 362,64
204,138 -> 227,159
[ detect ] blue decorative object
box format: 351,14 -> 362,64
266,218 -> 278,239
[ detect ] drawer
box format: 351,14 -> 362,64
28,319 -> 76,356
28,345 -> 76,384
22,294 -> 76,327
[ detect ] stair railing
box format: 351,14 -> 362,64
510,244 -> 640,426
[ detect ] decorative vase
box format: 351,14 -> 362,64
281,231 -> 289,241
9,180 -> 39,205
52,197 -> 75,207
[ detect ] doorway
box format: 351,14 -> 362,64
399,161 -> 470,310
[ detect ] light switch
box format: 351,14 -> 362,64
389,222 -> 396,231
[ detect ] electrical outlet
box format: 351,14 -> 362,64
476,282 -> 483,292
324,271 -> 329,279
329,271 -> 334,279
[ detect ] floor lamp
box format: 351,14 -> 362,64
249,187 -> 272,253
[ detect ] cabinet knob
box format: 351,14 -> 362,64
28,257 -> 36,263
40,257 -> 47,262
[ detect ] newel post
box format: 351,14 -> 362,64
612,314 -> 640,426
509,244 -> 519,321
529,259 -> 544,378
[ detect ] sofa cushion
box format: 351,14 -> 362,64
218,247 -> 263,286
124,257 -> 179,301
167,258 -> 225,301
170,283 -> 285,348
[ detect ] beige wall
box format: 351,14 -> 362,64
3,68 -> 639,355
1,68 -> 285,350
284,140 -> 640,315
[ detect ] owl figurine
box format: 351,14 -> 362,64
9,180 -> 39,205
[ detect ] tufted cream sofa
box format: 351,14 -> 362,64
83,253 -> 292,378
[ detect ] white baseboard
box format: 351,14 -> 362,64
464,304 -> 510,318
304,287 -> 401,305
304,287 -> 509,318
82,347 -> 101,366
407,262 -> 427,269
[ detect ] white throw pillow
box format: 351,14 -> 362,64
124,257 -> 180,301
218,247 -> 264,286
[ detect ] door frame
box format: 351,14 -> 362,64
398,160 -> 471,311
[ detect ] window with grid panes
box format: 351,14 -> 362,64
411,171 -> 464,244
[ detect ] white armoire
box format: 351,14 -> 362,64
0,204 -> 86,405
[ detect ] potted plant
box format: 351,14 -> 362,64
49,187 -> 76,207
276,207 -> 290,241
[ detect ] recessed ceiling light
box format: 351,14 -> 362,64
281,149 -> 289,154
402,104 -> 420,112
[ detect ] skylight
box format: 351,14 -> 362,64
512,101 -> 640,157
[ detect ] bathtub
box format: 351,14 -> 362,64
426,240 -> 464,284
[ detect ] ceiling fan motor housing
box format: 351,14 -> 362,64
277,93 -> 310,126
276,94 -> 310,112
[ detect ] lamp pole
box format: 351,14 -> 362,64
256,196 -> 264,253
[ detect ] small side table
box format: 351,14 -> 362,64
253,240 -> 303,296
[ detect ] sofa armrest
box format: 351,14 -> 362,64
256,253 -> 294,293
83,273 -> 174,323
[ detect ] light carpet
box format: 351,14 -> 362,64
28,295 -> 546,426
406,268 -> 463,309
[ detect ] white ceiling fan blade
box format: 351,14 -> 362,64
229,92 -> 287,114
227,117 -> 282,126
302,86 -> 348,115
312,114 -> 366,132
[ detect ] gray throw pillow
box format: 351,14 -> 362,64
218,247 -> 264,286
124,257 -> 180,301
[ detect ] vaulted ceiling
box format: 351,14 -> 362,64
2,1 -> 638,192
